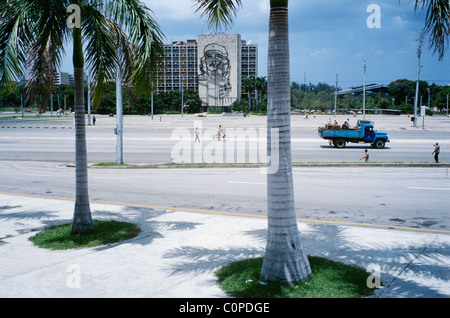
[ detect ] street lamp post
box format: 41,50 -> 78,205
151,89 -> 154,120
334,74 -> 338,118
424,88 -> 430,130
363,58 -> 366,120
414,32 -> 423,127
87,75 -> 91,125
21,94 -> 24,118
447,94 -> 449,117
181,75 -> 184,117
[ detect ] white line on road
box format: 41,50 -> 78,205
91,177 -> 129,180
409,187 -> 450,191
227,181 -> 266,185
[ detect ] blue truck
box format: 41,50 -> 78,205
318,120 -> 390,149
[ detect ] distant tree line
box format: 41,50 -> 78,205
94,82 -> 202,115
2,78 -> 449,115
387,79 -> 450,114
0,82 -> 202,115
290,79 -> 450,114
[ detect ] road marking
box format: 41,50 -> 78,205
24,174 -> 57,177
91,177 -> 129,180
1,191 -> 450,235
409,187 -> 450,191
227,181 -> 266,185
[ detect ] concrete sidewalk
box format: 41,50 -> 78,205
0,193 -> 449,298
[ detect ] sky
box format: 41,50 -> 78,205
61,0 -> 450,90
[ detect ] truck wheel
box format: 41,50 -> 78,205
374,139 -> 385,149
334,139 -> 346,148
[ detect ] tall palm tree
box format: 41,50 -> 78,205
242,76 -> 255,111
194,0 -> 311,284
415,0 -> 449,60
255,76 -> 267,104
260,0 -> 311,284
0,0 -> 164,234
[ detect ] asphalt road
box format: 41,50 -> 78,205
1,160 -> 449,233
1,114 -> 449,164
1,114 -> 449,234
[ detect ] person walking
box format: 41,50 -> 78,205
432,142 -> 440,163
92,115 -> 96,125
216,125 -> 224,141
360,149 -> 369,162
194,127 -> 201,143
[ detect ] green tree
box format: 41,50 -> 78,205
290,82 -> 301,109
0,84 -> 21,109
183,90 -> 202,113
242,76 -> 255,111
0,0 -> 164,234
255,76 -> 267,104
242,75 -> 267,111
388,79 -> 429,106
433,85 -> 450,112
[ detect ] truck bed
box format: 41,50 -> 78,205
318,126 -> 363,140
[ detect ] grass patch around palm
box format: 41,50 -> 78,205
29,220 -> 141,250
216,256 -> 378,298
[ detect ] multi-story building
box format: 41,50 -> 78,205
156,34 -> 258,110
52,72 -> 75,86
52,71 -> 70,85
157,39 -> 198,93
241,40 -> 258,79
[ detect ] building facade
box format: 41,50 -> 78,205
156,34 -> 258,110
52,72 -> 74,85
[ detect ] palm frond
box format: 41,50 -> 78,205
193,0 -> 242,32
0,1 -> 33,90
415,0 -> 450,60
107,20 -> 134,84
130,25 -> 165,95
82,4 -> 118,106
25,1 -> 70,109
104,0 -> 166,95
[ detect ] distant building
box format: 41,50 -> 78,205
241,40 -> 258,79
157,34 -> 258,111
197,33 -> 242,109
337,84 -> 388,96
157,39 -> 198,93
53,72 -> 71,85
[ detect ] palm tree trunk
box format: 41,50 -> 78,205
71,28 -> 94,234
261,0 -> 311,284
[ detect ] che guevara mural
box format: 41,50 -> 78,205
200,43 -> 232,99
198,34 -> 241,110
